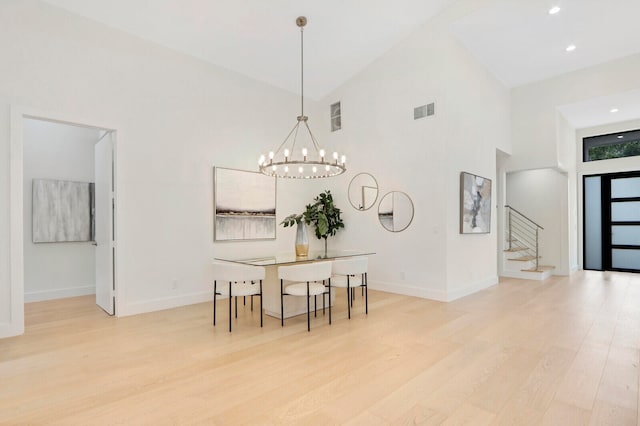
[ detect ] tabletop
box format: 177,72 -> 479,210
215,250 -> 375,266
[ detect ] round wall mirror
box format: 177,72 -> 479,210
378,191 -> 414,232
348,173 -> 379,211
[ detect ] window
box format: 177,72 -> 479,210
330,102 -> 341,132
583,129 -> 640,162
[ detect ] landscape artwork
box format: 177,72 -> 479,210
214,167 -> 276,241
460,172 -> 492,234
32,178 -> 94,243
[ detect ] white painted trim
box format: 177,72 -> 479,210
24,285 -> 96,303
7,107 -> 25,338
368,280 -> 448,302
446,276 -> 499,302
571,264 -> 580,273
118,291 -> 212,317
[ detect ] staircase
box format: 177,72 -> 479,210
502,205 -> 554,280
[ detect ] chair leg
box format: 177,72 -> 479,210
280,279 -> 284,327
244,295 -> 246,306
228,282 -> 232,332
260,280 -> 263,328
314,295 -> 317,317
365,273 -> 368,315
235,296 -> 238,318
323,288 -> 326,315
251,295 -> 254,311
347,276 -> 351,319
328,278 -> 332,325
307,282 -> 311,332
213,281 -> 217,326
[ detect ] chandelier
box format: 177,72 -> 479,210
258,16 -> 346,179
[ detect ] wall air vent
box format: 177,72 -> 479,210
414,102 -> 435,120
330,101 -> 341,131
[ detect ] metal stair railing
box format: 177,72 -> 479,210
504,205 -> 544,271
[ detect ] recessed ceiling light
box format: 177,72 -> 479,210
617,135 -> 624,139
549,6 -> 561,15
566,44 -> 577,52
610,108 -> 619,113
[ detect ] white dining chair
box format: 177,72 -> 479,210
330,257 -> 368,319
213,261 -> 265,332
279,261 -> 332,331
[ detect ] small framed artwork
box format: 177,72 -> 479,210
214,167 -> 277,241
460,172 -> 492,234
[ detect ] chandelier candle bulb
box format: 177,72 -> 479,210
284,166 -> 289,173
312,166 -> 317,173
298,166 -> 303,173
341,155 -> 346,164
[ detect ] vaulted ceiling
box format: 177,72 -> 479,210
41,0 -> 640,127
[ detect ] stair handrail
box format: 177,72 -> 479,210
504,205 -> 543,271
504,205 -> 544,229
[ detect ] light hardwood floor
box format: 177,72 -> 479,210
1,271 -> 639,425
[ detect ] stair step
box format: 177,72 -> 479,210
508,255 -> 537,261
503,247 -> 528,253
521,265 -> 554,272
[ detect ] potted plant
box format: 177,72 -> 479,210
281,190 -> 345,256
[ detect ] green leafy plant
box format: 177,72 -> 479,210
281,190 -> 345,253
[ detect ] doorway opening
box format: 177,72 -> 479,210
584,170 -> 640,273
12,113 -> 117,335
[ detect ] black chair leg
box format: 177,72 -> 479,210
365,273 -> 368,315
347,283 -> 351,319
235,296 -> 238,318
260,280 -> 263,328
314,295 -> 317,317
251,295 -> 254,311
280,279 -> 284,327
228,282 -> 232,332
328,278 -> 332,325
307,282 -> 311,332
244,296 -> 246,306
213,281 -> 217,326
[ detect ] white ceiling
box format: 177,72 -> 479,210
451,0 -> 640,88
558,90 -> 640,130
40,0 -> 640,127
41,0 -> 457,100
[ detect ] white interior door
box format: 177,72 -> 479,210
95,132 -> 115,315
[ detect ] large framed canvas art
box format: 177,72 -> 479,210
460,172 -> 492,234
32,179 -> 94,243
214,167 -> 277,241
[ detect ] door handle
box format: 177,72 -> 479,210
92,242 -> 98,246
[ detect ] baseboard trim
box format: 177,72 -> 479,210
24,285 -> 95,303
368,280 -> 448,302
119,291 -> 212,317
446,276 -> 499,302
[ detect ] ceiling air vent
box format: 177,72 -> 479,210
414,102 -> 435,120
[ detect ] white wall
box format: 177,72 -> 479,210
319,0 -> 511,301
0,0 -> 325,336
509,53 -> 640,172
23,119 -> 99,301
506,169 -> 570,275
576,118 -> 640,269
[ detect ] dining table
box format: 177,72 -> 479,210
214,250 -> 375,319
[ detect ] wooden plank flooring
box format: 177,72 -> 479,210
1,271 -> 639,425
